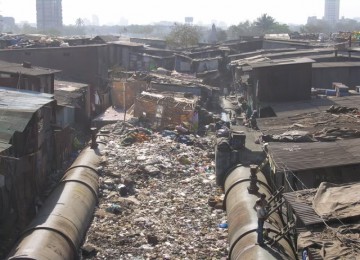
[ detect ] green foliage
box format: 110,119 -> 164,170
227,15 -> 290,39
228,20 -> 255,38
166,24 -> 200,49
302,19 -> 331,33
254,14 -> 276,33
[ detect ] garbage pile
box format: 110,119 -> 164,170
83,121 -> 228,259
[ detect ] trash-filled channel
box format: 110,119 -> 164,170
82,121 -> 228,259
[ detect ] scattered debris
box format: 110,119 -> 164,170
83,121 -> 228,259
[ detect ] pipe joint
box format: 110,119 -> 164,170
247,164 -> 259,194
90,127 -> 98,149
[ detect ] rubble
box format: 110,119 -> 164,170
83,121 -> 228,259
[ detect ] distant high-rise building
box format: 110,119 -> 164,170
324,0 -> 340,24
36,0 -> 63,31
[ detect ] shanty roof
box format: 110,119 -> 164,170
230,48 -> 333,67
149,72 -> 219,91
140,91 -> 197,105
284,181 -> 360,258
267,138 -> 360,172
249,57 -> 315,69
313,62 -> 360,68
0,142 -> 11,154
285,182 -> 360,223
263,95 -> 360,118
192,56 -> 222,62
54,80 -> 88,107
92,35 -> 119,43
0,87 -> 54,144
112,41 -> 144,47
257,110 -> 360,136
0,60 -> 59,76
283,189 -> 324,226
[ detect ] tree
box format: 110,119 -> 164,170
227,20 -> 255,39
75,18 -> 84,27
254,14 -> 276,34
271,23 -> 291,34
166,24 -> 200,49
75,18 -> 85,35
302,19 -> 331,33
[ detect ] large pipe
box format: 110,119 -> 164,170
7,142 -> 105,260
224,166 -> 296,260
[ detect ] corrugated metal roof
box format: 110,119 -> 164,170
265,95 -> 360,117
0,87 -> 54,144
268,139 -> 360,172
0,142 -> 11,154
250,57 -> 315,69
283,189 -> 323,226
0,60 -> 59,76
257,110 -> 360,135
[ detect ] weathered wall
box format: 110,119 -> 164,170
134,96 -> 194,129
312,65 -> 360,89
0,45 -> 109,88
112,80 -> 147,109
4,102 -> 56,230
254,63 -> 312,102
0,74 -> 54,93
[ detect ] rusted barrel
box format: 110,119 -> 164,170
8,143 -> 105,260
224,166 -> 296,260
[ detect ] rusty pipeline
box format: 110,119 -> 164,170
7,141 -> 105,260
224,165 -> 296,260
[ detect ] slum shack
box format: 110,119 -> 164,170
111,78 -> 148,110
54,80 -> 91,127
0,87 -> 55,248
133,91 -> 198,130
283,182 -> 360,260
149,72 -> 220,110
0,60 -> 59,94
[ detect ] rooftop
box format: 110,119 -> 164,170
249,57 -> 315,69
0,87 -> 54,144
54,80 -> 89,107
0,60 -> 60,76
267,138 -> 360,172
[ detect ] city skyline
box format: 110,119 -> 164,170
2,0 -> 360,27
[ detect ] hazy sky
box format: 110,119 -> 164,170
2,0 -> 360,26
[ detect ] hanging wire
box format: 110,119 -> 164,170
268,150 -> 359,243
